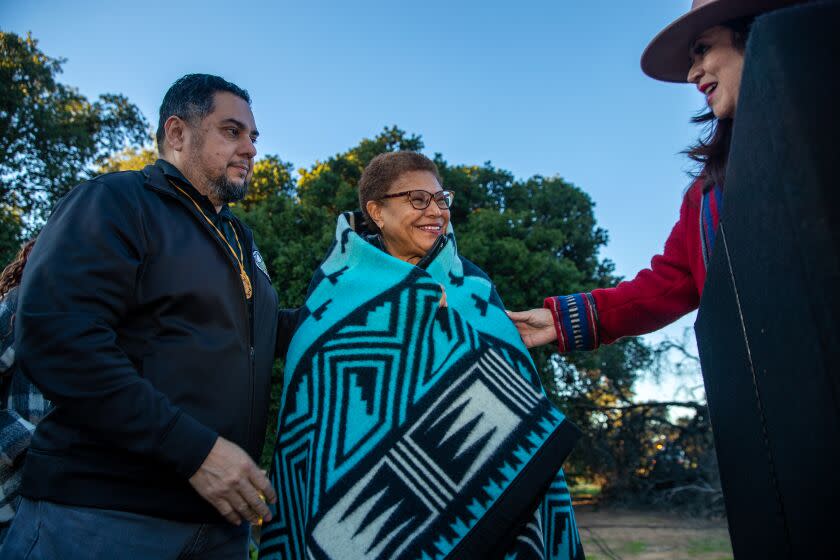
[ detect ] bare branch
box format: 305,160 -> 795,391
570,400 -> 706,412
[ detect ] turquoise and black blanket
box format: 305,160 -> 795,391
260,213 -> 584,560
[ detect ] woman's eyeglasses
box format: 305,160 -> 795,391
379,190 -> 454,210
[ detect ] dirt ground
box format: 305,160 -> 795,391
575,506 -> 733,560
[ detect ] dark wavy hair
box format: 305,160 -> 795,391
0,238 -> 36,300
685,17 -> 753,190
156,74 -> 250,154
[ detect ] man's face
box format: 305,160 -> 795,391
185,91 -> 258,204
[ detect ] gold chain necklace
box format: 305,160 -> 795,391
169,181 -> 253,299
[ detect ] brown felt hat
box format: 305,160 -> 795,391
641,0 -> 805,83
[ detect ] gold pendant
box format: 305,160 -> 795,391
241,270 -> 253,299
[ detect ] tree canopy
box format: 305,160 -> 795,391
0,31 -> 148,262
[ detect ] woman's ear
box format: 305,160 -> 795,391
366,200 -> 385,230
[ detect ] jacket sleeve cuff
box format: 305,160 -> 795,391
157,411 -> 218,479
543,293 -> 600,353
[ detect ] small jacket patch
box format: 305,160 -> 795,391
253,248 -> 270,280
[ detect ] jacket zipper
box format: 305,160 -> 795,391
148,184 -> 256,448
242,226 -> 257,454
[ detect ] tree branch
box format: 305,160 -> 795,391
570,400 -> 706,411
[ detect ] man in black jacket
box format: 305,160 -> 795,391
1,74 -> 297,558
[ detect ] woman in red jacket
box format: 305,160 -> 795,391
509,0 -> 804,351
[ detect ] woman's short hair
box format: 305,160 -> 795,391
358,151 -> 442,233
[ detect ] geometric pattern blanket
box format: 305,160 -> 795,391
260,213 -> 585,559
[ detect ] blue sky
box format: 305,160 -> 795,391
2,0 -> 704,400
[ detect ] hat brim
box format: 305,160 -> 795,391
641,0 -> 801,83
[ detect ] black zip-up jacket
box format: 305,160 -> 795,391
15,160 -> 297,522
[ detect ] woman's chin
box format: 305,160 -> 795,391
417,237 -> 439,252
416,229 -> 442,242
711,101 -> 735,120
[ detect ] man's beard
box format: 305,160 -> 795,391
189,134 -> 249,204
207,172 -> 248,204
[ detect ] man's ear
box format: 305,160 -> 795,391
366,200 -> 385,230
163,116 -> 188,153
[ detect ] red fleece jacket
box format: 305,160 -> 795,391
545,179 -> 713,352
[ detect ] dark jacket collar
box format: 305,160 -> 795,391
142,160 -> 255,274
156,158 -> 191,187
145,159 -> 229,217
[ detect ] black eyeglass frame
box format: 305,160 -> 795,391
378,189 -> 454,210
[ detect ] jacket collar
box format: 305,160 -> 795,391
143,159 -> 227,217
142,159 -> 257,277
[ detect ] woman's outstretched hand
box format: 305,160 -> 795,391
506,308 -> 557,348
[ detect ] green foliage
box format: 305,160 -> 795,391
686,538 -> 732,555
0,31 -> 148,234
621,541 -> 647,555
97,145 -> 158,174
297,125 -> 422,213
242,155 -> 296,208
0,205 -> 24,267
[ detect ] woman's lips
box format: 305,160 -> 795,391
702,83 -> 718,103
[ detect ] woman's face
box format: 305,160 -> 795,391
367,170 -> 450,264
687,26 -> 745,120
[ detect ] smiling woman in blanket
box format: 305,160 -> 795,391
259,151 -> 584,560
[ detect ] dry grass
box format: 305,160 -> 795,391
575,506 -> 733,560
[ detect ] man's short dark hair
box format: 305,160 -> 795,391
156,74 -> 251,153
